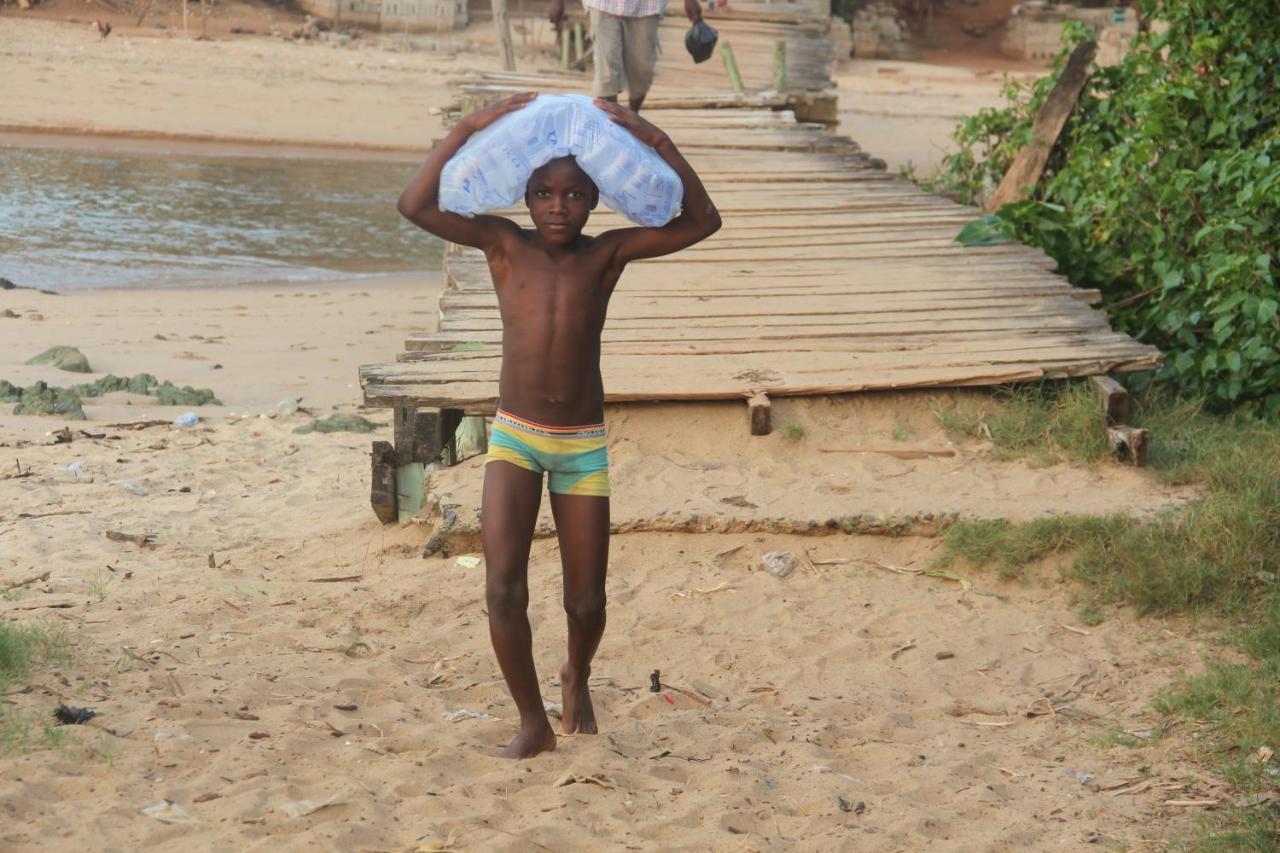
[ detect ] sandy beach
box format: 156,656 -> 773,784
0,264 -> 1217,853
0,9 -> 1223,851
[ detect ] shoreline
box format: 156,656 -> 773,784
3,268 -> 441,296
0,127 -> 431,162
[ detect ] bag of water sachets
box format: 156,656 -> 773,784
438,94 -> 682,228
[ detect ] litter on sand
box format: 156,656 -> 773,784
761,550 -> 797,579
443,709 -> 495,722
139,800 -> 196,823
52,704 -> 97,725
279,792 -> 346,818
553,772 -> 615,790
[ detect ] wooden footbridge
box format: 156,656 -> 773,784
360,3 -> 1160,520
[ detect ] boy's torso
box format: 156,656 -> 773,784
485,230 -> 624,427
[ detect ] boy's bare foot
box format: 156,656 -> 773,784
560,664 -> 598,734
499,720 -> 558,759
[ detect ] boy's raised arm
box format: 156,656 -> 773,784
397,93 -> 535,252
594,100 -> 722,266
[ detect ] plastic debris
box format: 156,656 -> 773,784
52,704 -> 96,725
553,772 -> 615,789
173,412 -> 199,427
455,555 -> 482,569
276,397 -> 300,417
443,709 -> 494,722
1061,768 -> 1096,785
440,94 -> 682,227
685,19 -> 719,63
66,460 -> 85,476
139,800 -> 195,823
111,479 -> 148,496
279,792 -> 345,818
761,550 -> 798,579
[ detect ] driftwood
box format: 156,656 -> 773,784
985,40 -> 1097,213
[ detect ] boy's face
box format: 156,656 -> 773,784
525,157 -> 598,245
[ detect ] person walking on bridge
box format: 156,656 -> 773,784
549,0 -> 703,112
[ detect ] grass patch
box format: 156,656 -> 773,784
783,422 -> 805,440
934,387 -> 1280,845
0,621 -> 72,693
931,381 -> 1108,464
1092,730 -> 1147,750
1,621 -> 76,755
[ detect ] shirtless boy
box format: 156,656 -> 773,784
398,94 -> 721,758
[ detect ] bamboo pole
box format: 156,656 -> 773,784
773,39 -> 787,92
560,25 -> 571,70
573,21 -> 584,64
719,42 -> 745,93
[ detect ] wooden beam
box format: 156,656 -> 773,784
1108,426 -> 1150,467
984,40 -> 1096,213
1090,375 -> 1130,426
749,392 -> 772,435
394,405 -> 462,466
370,441 -> 398,524
492,0 -> 517,72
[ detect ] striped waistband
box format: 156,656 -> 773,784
494,409 -> 607,438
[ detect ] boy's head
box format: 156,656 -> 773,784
524,156 -> 598,245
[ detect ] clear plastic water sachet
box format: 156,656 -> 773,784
439,94 -> 682,228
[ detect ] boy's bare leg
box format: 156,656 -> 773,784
482,461 -> 557,759
548,492 -> 610,734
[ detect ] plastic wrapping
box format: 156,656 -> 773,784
685,20 -> 719,64
439,94 -> 682,227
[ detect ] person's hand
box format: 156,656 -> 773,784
549,0 -> 565,24
594,98 -> 668,148
461,92 -> 536,133
684,0 -> 701,21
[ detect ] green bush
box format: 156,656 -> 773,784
925,2 -> 1280,413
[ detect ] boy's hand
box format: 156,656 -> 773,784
684,0 -> 701,21
548,0 -> 565,24
461,92 -> 537,134
594,99 -> 668,149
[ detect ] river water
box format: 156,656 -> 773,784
0,141 -> 443,292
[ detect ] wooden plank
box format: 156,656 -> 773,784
362,354 -> 1162,412
985,40 -> 1097,212
396,333 -> 1150,365
363,341 -> 1161,393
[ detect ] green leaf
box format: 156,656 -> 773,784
1208,120 -> 1227,140
955,217 -> 1008,247
1259,299 -> 1279,324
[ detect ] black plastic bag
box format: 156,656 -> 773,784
685,19 -> 718,64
